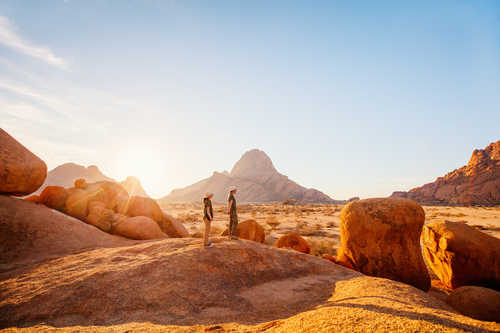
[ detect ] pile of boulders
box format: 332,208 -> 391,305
26,179 -> 189,240
0,129 -> 186,241
334,196 -> 500,322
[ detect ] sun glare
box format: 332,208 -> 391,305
115,146 -> 167,197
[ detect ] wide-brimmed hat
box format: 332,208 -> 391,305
205,192 -> 214,198
229,186 -> 237,192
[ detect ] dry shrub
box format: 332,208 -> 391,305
308,238 -> 337,257
295,220 -> 322,236
266,215 -> 281,230
326,221 -> 336,228
178,212 -> 199,223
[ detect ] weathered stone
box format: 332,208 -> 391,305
337,197 -> 430,291
112,215 -> 166,240
220,219 -> 266,243
422,220 -> 500,290
0,129 -> 47,196
276,232 -> 310,254
39,186 -> 68,212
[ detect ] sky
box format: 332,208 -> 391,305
1,1 -> 499,199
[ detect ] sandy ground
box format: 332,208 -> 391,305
162,202 -> 500,258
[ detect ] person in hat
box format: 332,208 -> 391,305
227,187 -> 238,240
202,192 -> 214,247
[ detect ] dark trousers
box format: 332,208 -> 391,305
229,212 -> 238,236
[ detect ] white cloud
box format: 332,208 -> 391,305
0,15 -> 67,69
0,101 -> 52,123
0,79 -> 70,115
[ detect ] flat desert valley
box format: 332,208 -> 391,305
164,202 -> 500,251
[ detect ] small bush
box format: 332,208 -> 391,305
266,215 -> 281,230
308,238 -> 337,257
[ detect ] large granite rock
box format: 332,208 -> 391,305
392,140 -> 500,205
221,219 -> 266,243
337,198 -> 430,291
112,216 -> 166,240
0,129 -> 47,196
160,213 -> 189,238
39,186 -> 69,212
422,220 -> 500,290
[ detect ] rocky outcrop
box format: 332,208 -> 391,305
112,216 -> 166,240
160,213 -> 190,238
1,195 -> 498,332
159,149 -> 336,204
421,220 -> 500,290
32,179 -> 182,241
0,129 -> 47,196
85,201 -> 115,232
124,196 -> 163,223
0,195 -> 135,272
39,186 -> 69,211
0,236 -> 361,328
65,188 -> 90,220
337,198 -> 430,291
220,219 -> 266,243
392,140 -> 500,205
447,286 -> 500,322
276,232 -> 310,254
120,176 -> 149,197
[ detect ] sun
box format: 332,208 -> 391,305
115,145 -> 167,197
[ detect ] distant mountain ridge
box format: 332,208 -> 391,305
35,163 -> 149,197
34,163 -> 114,194
159,149 -> 337,204
392,140 -> 500,206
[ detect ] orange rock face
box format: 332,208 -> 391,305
112,216 -> 166,240
64,189 -> 90,220
276,232 -> 310,254
0,129 -> 47,196
422,220 -> 500,290
447,286 -> 500,322
337,198 -> 430,291
74,178 -> 88,189
392,140 -> 500,205
85,201 -> 115,232
160,213 -> 189,238
221,219 -> 266,243
39,186 -> 68,212
124,196 -> 163,223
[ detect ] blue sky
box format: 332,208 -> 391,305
1,1 -> 499,199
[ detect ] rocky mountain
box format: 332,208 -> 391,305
35,163 -> 149,197
159,149 -> 336,204
392,140 -> 500,206
34,163 -> 114,194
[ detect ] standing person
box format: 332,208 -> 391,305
227,187 -> 238,240
202,192 -> 214,247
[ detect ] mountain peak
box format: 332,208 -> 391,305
230,149 -> 277,179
